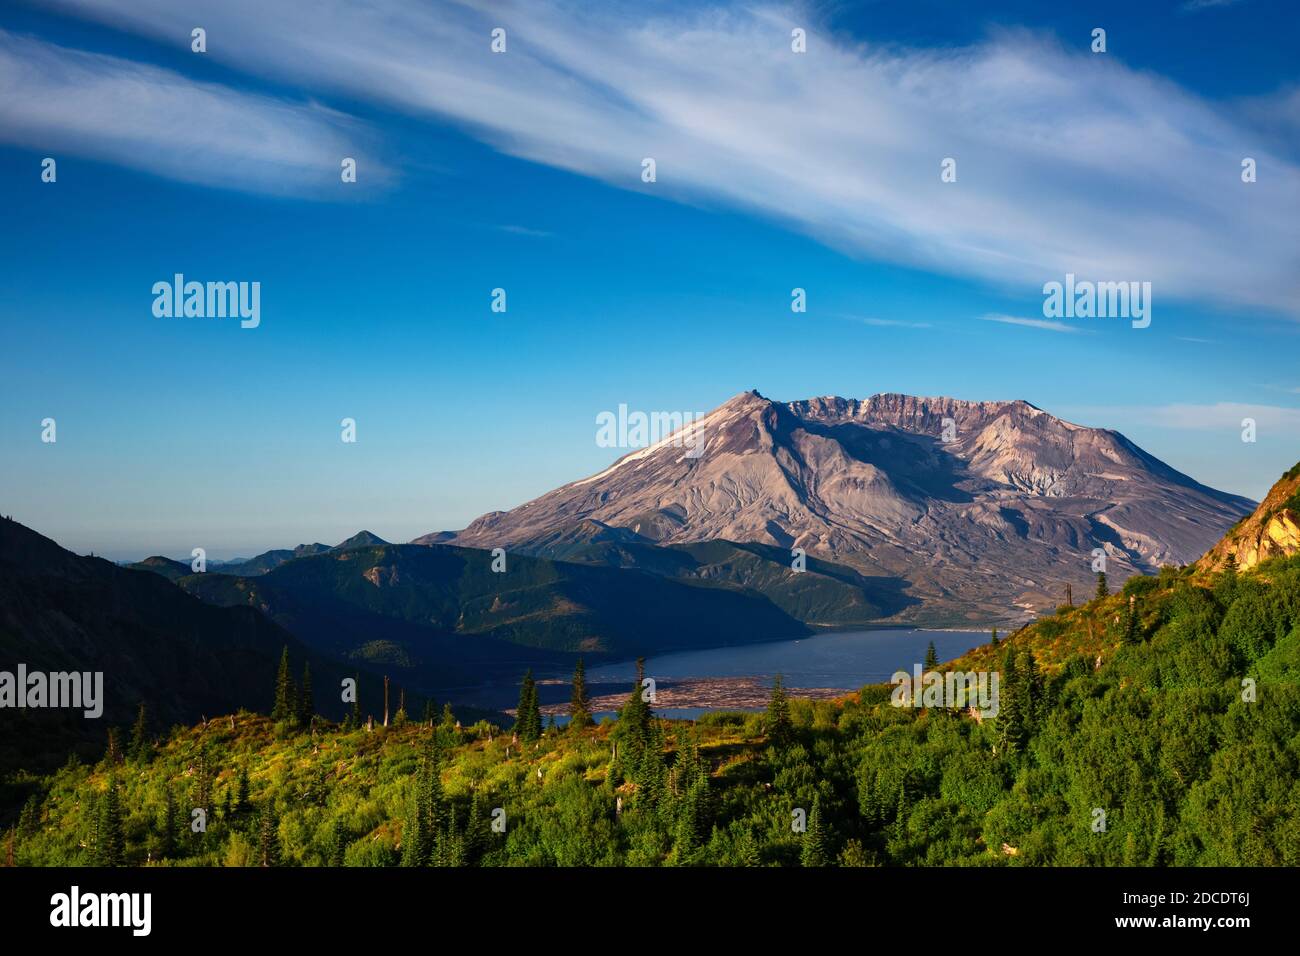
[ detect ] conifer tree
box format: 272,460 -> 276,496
1019,648 -> 1044,731
440,804 -> 465,868
402,735 -> 445,866
736,828 -> 762,867
18,794 -> 41,839
159,786 -> 178,858
98,774 -> 126,866
633,719 -> 669,811
637,658 -> 653,722
1214,552 -> 1240,605
234,765 -> 251,816
128,702 -> 151,763
569,658 -> 593,731
1123,596 -> 1141,645
996,647 -> 1026,754
858,769 -> 885,828
621,671 -> 648,737
675,781 -> 701,857
990,627 -> 999,648
271,646 -> 296,721
192,748 -> 214,815
104,727 -> 122,766
328,820 -> 347,867
257,804 -> 280,867
765,674 -> 793,747
800,794 -> 829,867
401,784 -> 429,867
674,740 -> 712,860
615,659 -> 654,778
441,702 -> 457,729
1095,571 -> 1109,600
466,788 -> 490,864
671,730 -> 700,797
891,783 -> 909,845
445,820 -> 461,870
297,662 -> 313,727
516,670 -> 542,741
924,641 -> 939,671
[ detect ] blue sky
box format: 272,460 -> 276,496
1,0 -> 1298,560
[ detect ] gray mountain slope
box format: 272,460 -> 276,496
420,391 -> 1254,624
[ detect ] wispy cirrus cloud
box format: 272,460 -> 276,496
32,0 -> 1300,315
0,29 -> 386,195
495,224 -> 555,238
836,314 -> 933,329
861,318 -> 932,329
980,313 -> 1082,334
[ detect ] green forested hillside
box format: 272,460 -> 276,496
495,530 -> 914,624
7,552 -> 1299,867
161,543 -> 809,687
552,538 -> 914,624
0,517 -> 389,773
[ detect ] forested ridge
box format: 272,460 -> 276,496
5,540 -> 1298,867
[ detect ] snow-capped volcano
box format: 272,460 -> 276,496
418,390 -> 1253,622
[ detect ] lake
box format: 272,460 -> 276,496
456,628 -> 990,721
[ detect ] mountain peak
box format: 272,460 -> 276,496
718,388 -> 772,410
126,555 -> 192,582
333,530 -> 389,551
788,392 -> 1042,421
724,389 -> 1044,419
428,389 -> 1254,620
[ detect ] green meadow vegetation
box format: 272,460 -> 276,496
5,552 -> 1299,867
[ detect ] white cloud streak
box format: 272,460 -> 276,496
32,1 -> 1300,314
0,29 -> 387,195
981,313 -> 1082,333
860,317 -> 933,329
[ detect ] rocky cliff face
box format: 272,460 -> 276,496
1198,464 -> 1300,572
422,391 -> 1255,622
